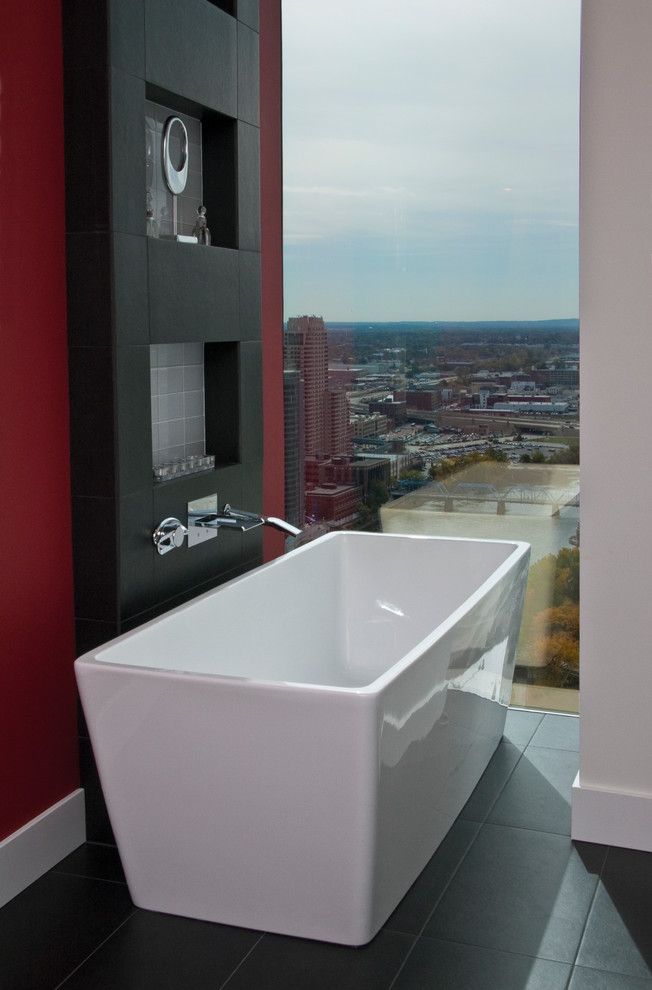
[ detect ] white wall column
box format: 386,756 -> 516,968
573,0 -> 652,851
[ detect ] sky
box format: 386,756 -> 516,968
282,0 -> 581,322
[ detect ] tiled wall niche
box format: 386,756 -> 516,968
151,343 -> 206,465
145,84 -> 240,250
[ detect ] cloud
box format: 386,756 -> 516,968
282,0 -> 581,320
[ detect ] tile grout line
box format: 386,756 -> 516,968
524,743 -> 580,755
562,844 -> 612,990
50,869 -> 127,886
474,740 -> 529,823
52,910 -> 137,990
418,929 -> 576,969
385,934 -> 421,989
216,933 -> 266,990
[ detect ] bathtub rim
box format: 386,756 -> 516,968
75,530 -> 530,696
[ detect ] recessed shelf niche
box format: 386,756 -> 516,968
145,85 -> 237,249
150,341 -> 240,481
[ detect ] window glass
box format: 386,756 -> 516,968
282,0 -> 580,711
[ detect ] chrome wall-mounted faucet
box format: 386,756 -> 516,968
152,498 -> 301,556
191,504 -> 302,538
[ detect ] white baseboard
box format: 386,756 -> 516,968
0,789 -> 86,908
572,773 -> 652,852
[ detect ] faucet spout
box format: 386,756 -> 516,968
192,504 -> 302,538
261,516 -> 302,538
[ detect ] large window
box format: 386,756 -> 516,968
282,0 -> 581,712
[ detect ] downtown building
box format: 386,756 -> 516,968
285,315 -> 356,526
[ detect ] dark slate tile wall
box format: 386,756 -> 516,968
144,0 -> 237,115
63,0 -> 262,839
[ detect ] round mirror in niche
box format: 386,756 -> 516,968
162,116 -> 189,195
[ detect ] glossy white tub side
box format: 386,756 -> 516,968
370,547 -> 530,933
75,662 -> 381,945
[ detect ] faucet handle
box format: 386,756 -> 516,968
220,504 -> 262,528
153,517 -> 188,556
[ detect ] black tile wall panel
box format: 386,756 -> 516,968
71,497 -> 118,623
65,0 -> 265,846
237,0 -> 259,33
120,557 -> 258,635
237,122 -> 261,250
148,240 -> 239,342
75,618 -> 118,656
144,0 -> 237,116
237,22 -> 260,126
63,66 -> 111,233
239,341 -> 263,464
66,233 -> 112,346
116,345 -> 153,495
119,489 -> 156,620
68,346 -> 116,498
241,460 -> 263,511
240,461 -> 263,563
239,250 -> 262,339
110,69 -> 146,236
109,0 -> 145,77
113,234 -> 149,344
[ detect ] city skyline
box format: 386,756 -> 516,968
282,0 -> 581,322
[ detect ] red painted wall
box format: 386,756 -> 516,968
260,0 -> 286,562
0,2 -> 79,840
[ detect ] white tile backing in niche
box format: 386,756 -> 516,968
150,343 -> 206,467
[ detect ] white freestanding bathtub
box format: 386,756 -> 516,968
76,531 -> 529,945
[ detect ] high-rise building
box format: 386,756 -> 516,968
285,316 -> 328,457
286,315 -> 357,528
283,370 -> 305,528
285,315 -> 352,460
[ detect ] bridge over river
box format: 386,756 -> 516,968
422,480 -> 580,516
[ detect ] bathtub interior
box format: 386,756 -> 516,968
92,533 -> 520,688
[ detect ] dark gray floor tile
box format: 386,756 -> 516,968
570,966 -> 652,989
503,709 -> 545,750
529,714 -> 580,752
384,819 -> 480,934
393,937 -> 571,990
424,823 -> 604,964
220,930 -> 413,990
0,872 -> 133,990
576,847 -> 652,980
460,740 -> 522,822
52,842 -> 126,885
58,909 -> 260,990
488,745 -> 579,835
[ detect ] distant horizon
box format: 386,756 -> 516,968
284,316 -> 579,329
